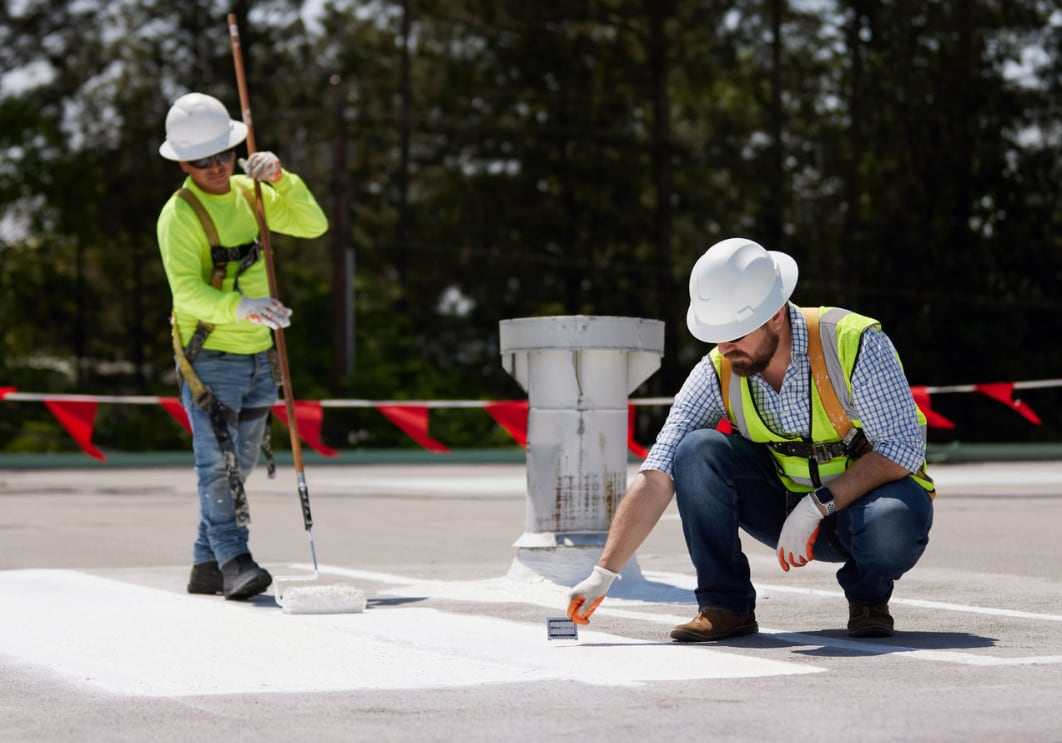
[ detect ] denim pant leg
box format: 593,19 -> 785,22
182,350 -> 277,566
814,477 -> 934,607
672,429 -> 788,615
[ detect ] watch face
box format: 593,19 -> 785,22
814,488 -> 835,515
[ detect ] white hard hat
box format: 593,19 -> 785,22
686,237 -> 798,343
158,93 -> 248,161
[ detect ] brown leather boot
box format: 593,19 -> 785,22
670,608 -> 758,642
848,602 -> 894,637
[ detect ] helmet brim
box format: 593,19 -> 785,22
687,250 -> 798,343
158,120 -> 249,162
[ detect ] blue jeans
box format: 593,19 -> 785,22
180,350 -> 277,567
672,428 -> 933,614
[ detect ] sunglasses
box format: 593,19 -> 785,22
186,148 -> 236,169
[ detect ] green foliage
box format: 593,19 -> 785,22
1,0 -> 1060,453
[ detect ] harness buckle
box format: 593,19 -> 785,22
842,427 -> 872,458
811,442 -> 834,464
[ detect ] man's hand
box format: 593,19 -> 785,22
777,494 -> 824,571
239,151 -> 283,183
567,565 -> 619,625
236,296 -> 292,329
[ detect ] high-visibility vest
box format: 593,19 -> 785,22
711,306 -> 935,496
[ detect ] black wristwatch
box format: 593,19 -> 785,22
812,486 -> 836,516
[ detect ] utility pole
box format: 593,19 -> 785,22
396,0 -> 412,289
330,74 -> 355,388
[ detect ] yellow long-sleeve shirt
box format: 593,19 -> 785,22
157,171 -> 328,354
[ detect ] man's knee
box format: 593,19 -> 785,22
674,428 -> 731,469
673,429 -> 739,510
854,481 -> 933,570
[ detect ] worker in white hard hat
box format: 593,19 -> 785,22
156,92 -> 328,600
567,237 -> 935,640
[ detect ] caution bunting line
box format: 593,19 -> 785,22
1,379 -> 1057,461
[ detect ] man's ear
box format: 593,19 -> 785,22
769,304 -> 788,329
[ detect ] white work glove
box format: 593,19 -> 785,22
239,151 -> 282,183
236,296 -> 292,330
777,494 -> 824,572
567,565 -> 619,625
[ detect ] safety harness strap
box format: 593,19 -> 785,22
717,308 -> 871,484
719,356 -> 734,426
211,243 -> 257,265
802,307 -> 854,440
170,185 -> 274,525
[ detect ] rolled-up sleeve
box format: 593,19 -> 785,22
850,328 -> 926,473
639,355 -> 727,477
254,172 -> 328,239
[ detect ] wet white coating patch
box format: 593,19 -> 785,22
0,569 -> 820,696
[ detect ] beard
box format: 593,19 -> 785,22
725,326 -> 780,377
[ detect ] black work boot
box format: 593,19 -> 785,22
187,560 -> 224,595
220,553 -> 272,600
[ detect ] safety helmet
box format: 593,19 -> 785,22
158,93 -> 248,161
686,237 -> 798,343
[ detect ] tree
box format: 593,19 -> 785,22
1,0 -> 1060,452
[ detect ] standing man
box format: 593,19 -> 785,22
567,238 -> 934,639
157,92 -> 328,600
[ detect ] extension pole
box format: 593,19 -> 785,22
227,13 -> 318,572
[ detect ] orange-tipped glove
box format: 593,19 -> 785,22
567,565 -> 619,625
239,151 -> 283,183
777,494 -> 823,571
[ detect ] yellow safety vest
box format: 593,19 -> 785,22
711,307 -> 935,496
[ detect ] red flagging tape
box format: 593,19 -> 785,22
627,404 -> 648,458
158,397 -> 192,435
272,401 -> 340,457
3,378 -> 1056,461
975,382 -> 1042,425
484,400 -> 529,447
376,405 -> 450,453
44,399 -> 105,460
910,387 -> 957,429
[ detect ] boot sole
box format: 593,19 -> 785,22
670,621 -> 759,643
848,624 -> 894,638
224,570 -> 272,601
187,584 -> 223,595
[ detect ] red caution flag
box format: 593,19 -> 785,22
627,404 -> 648,459
44,399 -> 105,460
909,387 -> 957,429
484,400 -> 529,447
376,405 -> 450,453
272,400 -> 340,457
158,397 -> 192,435
975,382 -> 1042,425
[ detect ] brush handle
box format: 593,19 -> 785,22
229,13 -> 317,574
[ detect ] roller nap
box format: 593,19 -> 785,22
276,581 -> 367,615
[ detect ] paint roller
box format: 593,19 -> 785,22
228,13 -> 365,615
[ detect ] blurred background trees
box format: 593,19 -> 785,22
1,0 -> 1059,453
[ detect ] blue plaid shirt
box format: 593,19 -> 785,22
641,303 -> 926,477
